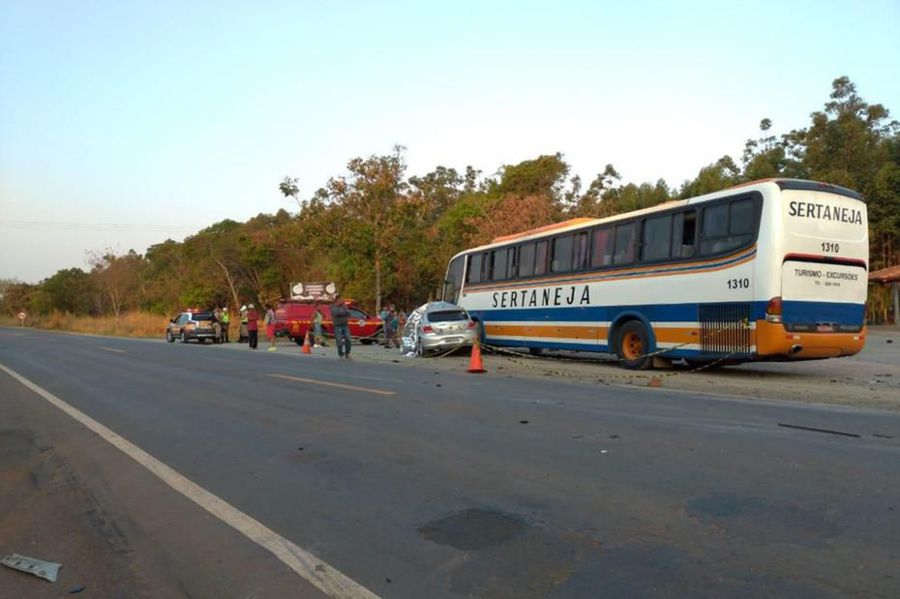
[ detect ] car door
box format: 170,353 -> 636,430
347,308 -> 378,339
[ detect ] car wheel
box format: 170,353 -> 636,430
416,337 -> 425,357
166,331 -> 174,343
615,321 -> 652,370
374,330 -> 385,345
180,331 -> 187,343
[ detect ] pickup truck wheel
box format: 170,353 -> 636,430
166,331 -> 174,343
180,331 -> 187,343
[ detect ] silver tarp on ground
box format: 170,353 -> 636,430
1,553 -> 62,582
400,304 -> 426,356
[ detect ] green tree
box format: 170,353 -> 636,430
491,153 -> 570,203
679,155 -> 741,198
323,146 -> 408,312
36,268 -> 97,315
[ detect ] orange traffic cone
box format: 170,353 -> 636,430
301,331 -> 312,354
467,341 -> 486,374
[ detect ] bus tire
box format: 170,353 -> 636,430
528,347 -> 544,357
615,321 -> 652,370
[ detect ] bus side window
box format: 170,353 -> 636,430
468,253 -> 483,283
591,228 -> 614,267
671,211 -> 696,258
614,223 -> 636,265
574,231 -> 589,270
507,246 -> 518,279
534,240 -> 549,275
491,248 -> 508,281
730,199 -> 755,234
519,243 -> 535,277
700,198 -> 756,255
551,235 -> 573,273
641,214 -> 672,261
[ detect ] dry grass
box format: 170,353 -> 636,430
7,311 -> 166,338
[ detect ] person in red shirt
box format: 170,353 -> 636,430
246,304 -> 260,349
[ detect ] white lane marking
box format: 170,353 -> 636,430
0,362 -> 380,599
270,373 -> 396,396
98,346 -> 126,353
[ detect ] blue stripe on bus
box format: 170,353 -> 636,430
474,300 -> 863,327
782,301 -> 864,324
471,301 -> 770,323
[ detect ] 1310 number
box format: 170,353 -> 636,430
821,242 -> 840,253
727,278 -> 750,289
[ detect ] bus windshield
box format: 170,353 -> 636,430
442,255 -> 465,304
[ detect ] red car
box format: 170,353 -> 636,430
274,301 -> 384,345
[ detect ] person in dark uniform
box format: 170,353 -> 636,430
329,295 -> 351,359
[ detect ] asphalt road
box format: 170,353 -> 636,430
1,328 -> 899,598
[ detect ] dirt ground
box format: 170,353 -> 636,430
334,326 -> 900,412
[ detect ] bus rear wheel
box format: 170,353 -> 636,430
616,321 -> 652,370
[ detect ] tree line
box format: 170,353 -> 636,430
2,77 -> 898,322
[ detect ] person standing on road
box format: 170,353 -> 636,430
246,304 -> 260,349
329,294 -> 352,359
212,307 -> 220,341
382,304 -> 398,349
265,304 -> 277,351
239,305 -> 249,343
312,305 -> 326,347
220,307 -> 230,343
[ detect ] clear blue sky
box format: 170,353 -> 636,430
2,0 -> 898,282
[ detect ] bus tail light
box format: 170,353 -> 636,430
765,296 -> 783,323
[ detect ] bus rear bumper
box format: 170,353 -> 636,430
755,320 -> 866,359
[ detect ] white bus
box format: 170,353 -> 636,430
442,179 -> 868,369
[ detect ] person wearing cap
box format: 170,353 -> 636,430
239,305 -> 249,343
329,294 -> 352,359
246,304 -> 260,349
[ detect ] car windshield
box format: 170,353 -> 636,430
191,313 -> 214,321
428,310 -> 468,322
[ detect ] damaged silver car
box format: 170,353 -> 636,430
401,301 -> 478,356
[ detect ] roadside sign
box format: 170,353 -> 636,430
17,312 -> 26,327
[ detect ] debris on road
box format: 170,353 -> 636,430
1,553 -> 61,582
69,585 -> 87,594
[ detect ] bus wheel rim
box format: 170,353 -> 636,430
622,332 -> 642,360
